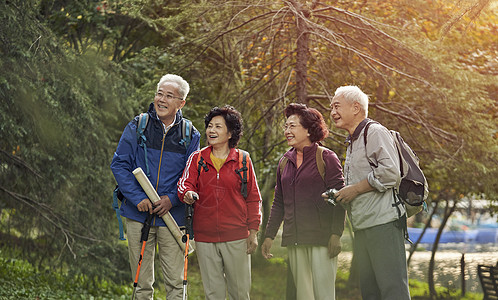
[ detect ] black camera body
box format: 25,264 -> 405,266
324,188 -> 338,206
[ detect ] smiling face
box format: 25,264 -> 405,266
284,114 -> 311,151
206,115 -> 232,148
330,95 -> 358,135
154,82 -> 185,125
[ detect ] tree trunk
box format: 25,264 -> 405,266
256,111 -> 278,256
407,201 -> 438,266
258,170 -> 276,252
428,199 -> 456,299
289,0 -> 309,104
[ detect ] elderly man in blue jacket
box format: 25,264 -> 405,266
111,74 -> 200,300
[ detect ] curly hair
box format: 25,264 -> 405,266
284,103 -> 329,143
204,105 -> 243,148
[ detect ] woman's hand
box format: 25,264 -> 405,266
184,191 -> 199,204
261,237 -> 274,259
246,230 -> 258,254
328,234 -> 342,258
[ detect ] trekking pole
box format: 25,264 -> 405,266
133,167 -> 189,252
182,198 -> 195,300
131,212 -> 154,300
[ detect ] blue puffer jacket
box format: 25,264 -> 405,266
110,103 -> 200,227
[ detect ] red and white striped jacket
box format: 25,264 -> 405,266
178,146 -> 262,243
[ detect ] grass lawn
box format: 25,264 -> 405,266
0,239 -> 484,300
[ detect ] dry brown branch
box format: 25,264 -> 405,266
233,55 -> 294,107
180,9 -> 281,70
371,103 -> 458,142
0,186 -> 102,254
306,94 -> 460,148
440,0 -> 491,38
0,149 -> 43,179
305,17 -> 432,85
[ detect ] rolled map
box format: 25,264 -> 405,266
132,167 -> 194,253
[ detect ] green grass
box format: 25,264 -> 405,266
0,248 -> 484,300
0,251 -> 129,299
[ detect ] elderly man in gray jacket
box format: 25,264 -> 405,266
329,85 -> 410,300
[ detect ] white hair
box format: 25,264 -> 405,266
157,74 -> 190,100
333,85 -> 369,117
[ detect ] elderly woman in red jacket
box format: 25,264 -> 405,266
178,105 -> 262,300
262,103 -> 346,300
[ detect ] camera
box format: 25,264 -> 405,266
324,188 -> 338,206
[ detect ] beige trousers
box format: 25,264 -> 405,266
287,245 -> 338,300
127,218 -> 184,300
196,239 -> 251,300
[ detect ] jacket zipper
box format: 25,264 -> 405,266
292,162 -> 298,246
217,170 -> 220,241
152,128 -> 167,226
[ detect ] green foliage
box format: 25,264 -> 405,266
40,0 -> 172,62
409,279 -> 483,300
0,249 -> 484,299
0,250 -> 129,299
156,0 -> 498,204
1,0 -> 497,294
0,0 -> 134,284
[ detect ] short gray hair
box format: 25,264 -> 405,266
333,85 -> 369,117
157,74 -> 190,100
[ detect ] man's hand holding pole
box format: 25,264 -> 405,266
132,167 -> 193,253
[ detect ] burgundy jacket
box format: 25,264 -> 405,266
265,143 -> 345,247
178,146 -> 262,243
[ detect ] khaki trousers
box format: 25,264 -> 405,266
287,245 -> 338,300
127,218 -> 184,300
196,239 -> 251,300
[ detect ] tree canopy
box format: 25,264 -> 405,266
1,0 -> 496,286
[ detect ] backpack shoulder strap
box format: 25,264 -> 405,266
196,147 -> 209,175
316,146 -> 326,182
391,131 -> 405,177
279,156 -> 288,176
235,149 -> 250,198
180,119 -> 193,149
363,120 -> 378,147
112,186 -> 126,241
363,120 -> 380,168
137,113 -> 151,176
277,148 -> 325,182
137,113 -> 149,139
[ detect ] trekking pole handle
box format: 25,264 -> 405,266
133,167 -> 188,252
186,195 -> 196,218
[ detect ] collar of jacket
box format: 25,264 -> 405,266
283,142 -> 319,165
345,118 -> 371,145
147,102 -> 184,126
200,145 -> 239,165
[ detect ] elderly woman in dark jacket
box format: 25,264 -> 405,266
262,103 -> 345,300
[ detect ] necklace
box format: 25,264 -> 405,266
212,147 -> 230,159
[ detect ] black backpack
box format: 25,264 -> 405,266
364,121 -> 429,217
196,148 -> 251,198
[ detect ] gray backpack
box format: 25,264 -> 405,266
364,121 -> 430,217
